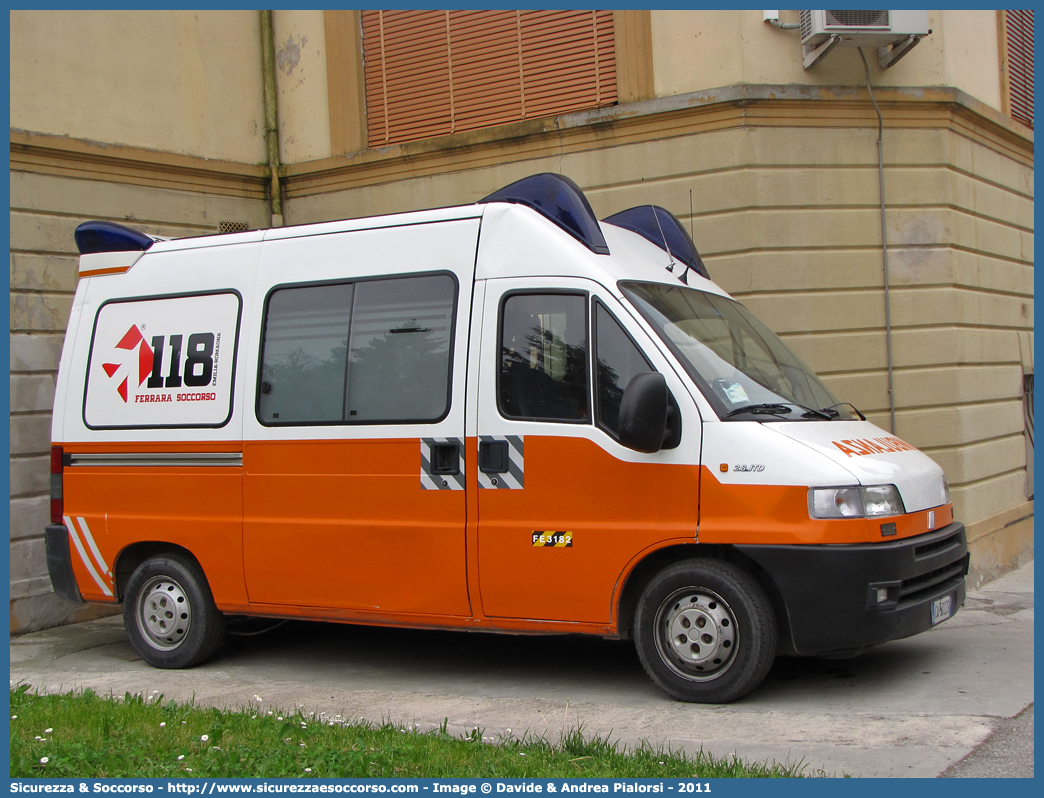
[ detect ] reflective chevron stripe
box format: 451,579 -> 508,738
420,437 -> 466,490
64,516 -> 113,596
477,435 -> 524,489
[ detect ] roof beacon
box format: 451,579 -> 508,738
478,173 -> 610,256
602,205 -> 709,283
74,221 -> 156,256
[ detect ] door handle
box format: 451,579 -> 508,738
479,440 -> 509,473
429,441 -> 460,475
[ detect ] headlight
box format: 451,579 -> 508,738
809,485 -> 905,519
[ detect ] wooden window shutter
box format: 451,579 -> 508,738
1003,10 -> 1034,128
362,10 -> 617,147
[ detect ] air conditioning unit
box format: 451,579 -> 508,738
799,10 -> 931,69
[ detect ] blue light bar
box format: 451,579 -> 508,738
74,221 -> 155,255
602,206 -> 709,281
478,173 -> 610,255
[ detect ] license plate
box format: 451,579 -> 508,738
931,594 -> 953,625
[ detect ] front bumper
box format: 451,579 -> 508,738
738,522 -> 968,656
45,522 -> 84,604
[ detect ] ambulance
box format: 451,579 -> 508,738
46,173 -> 968,703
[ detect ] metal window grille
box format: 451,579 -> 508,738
219,221 -> 249,234
1004,10 -> 1034,128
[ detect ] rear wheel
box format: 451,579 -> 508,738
634,559 -> 776,703
123,553 -> 225,668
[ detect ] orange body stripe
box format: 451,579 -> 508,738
699,477 -> 953,545
78,266 -> 133,278
58,436 -> 954,630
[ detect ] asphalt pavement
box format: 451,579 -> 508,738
10,561 -> 1034,778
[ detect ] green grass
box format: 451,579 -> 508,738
10,686 -> 818,779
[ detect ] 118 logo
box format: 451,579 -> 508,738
103,325 -> 216,403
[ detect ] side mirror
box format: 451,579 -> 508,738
618,372 -> 668,453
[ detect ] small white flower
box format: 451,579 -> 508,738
201,734 -> 209,742
304,768 -> 312,773
39,757 -> 49,765
300,743 -> 306,748
255,695 -> 263,702
160,722 -> 166,728
11,715 -> 17,720
185,768 -> 192,773
44,728 -> 53,734
177,755 -> 185,761
519,752 -> 526,757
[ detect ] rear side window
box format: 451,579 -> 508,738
258,273 -> 456,425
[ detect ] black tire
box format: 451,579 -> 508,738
634,559 -> 777,703
122,553 -> 225,668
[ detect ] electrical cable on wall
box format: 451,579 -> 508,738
859,47 -> 897,434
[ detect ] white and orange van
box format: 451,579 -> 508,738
47,173 -> 968,702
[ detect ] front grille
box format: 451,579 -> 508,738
824,10 -> 890,29
899,560 -> 965,602
800,10 -> 812,40
914,531 -> 962,559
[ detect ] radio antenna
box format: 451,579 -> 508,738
689,189 -> 695,242
642,178 -> 675,273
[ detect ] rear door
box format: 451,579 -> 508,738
242,219 -> 478,617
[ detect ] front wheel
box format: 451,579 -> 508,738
123,553 -> 225,668
634,559 -> 777,703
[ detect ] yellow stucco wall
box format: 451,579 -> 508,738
651,10 -> 1003,112
272,10 -> 333,163
9,10 -> 267,163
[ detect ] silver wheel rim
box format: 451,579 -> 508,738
654,586 -> 738,682
135,575 -> 192,651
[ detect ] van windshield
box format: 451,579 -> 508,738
621,281 -> 851,421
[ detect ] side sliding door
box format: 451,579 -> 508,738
242,219 -> 478,618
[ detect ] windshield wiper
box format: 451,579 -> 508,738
725,403 -> 794,418
726,402 -> 834,420
818,402 -> 866,420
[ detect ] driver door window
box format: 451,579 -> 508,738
498,293 -> 589,422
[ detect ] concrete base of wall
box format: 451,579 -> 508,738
965,503 -> 1035,590
10,594 -> 120,636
